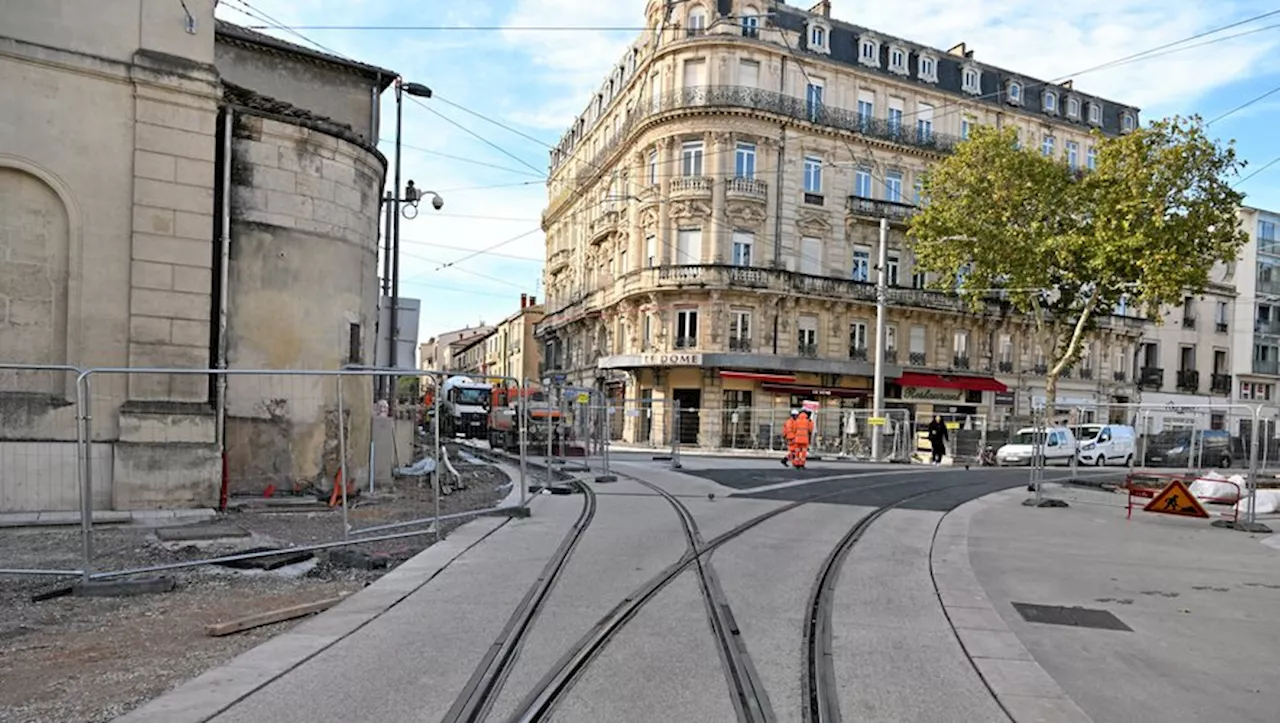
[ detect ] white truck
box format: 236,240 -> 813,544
440,375 -> 493,440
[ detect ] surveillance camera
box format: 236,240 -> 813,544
431,194 -> 444,211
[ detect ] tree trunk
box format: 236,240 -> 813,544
1043,372 -> 1059,424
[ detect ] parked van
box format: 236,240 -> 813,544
996,427 -> 1077,466
1075,424 -> 1136,466
1142,429 -> 1240,468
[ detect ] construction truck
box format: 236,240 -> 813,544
440,375 -> 493,439
487,385 -> 566,453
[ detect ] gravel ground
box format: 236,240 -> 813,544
0,448 -> 510,723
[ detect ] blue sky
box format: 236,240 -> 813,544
213,0 -> 1280,345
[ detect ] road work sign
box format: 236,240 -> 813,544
867,417 -> 886,426
1143,479 -> 1209,519
576,392 -> 590,404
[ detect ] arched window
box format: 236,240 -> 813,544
687,6 -> 707,36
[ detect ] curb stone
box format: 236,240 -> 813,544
112,515 -> 512,723
932,488 -> 1094,723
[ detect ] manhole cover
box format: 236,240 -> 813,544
1011,602 -> 1132,631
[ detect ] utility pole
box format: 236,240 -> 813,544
379,190 -> 393,400
870,217 -> 889,460
390,80 -> 404,382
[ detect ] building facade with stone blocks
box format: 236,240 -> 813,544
533,0 -> 1146,449
480,296 -> 546,385
0,1 -> 394,511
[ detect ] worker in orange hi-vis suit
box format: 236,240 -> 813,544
781,409 -> 799,466
793,409 -> 815,469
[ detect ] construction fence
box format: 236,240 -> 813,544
0,364 -> 535,581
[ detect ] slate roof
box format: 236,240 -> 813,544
215,19 -> 396,90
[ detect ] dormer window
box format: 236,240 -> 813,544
809,23 -> 830,53
1067,96 -> 1080,119
961,65 -> 981,95
889,45 -> 908,74
1122,112 -> 1136,133
1043,91 -> 1057,114
918,54 -> 938,83
859,36 -> 880,67
1088,102 -> 1102,125
1006,80 -> 1022,105
686,6 -> 706,36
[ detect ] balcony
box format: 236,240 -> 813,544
551,86 -> 962,213
952,355 -> 970,370
849,347 -> 868,362
1176,369 -> 1200,392
1257,276 -> 1280,297
726,177 -> 768,202
1216,321 -> 1229,333
883,348 -> 898,363
674,336 -> 697,349
1060,368 -> 1072,379
908,352 -> 927,366
846,195 -> 919,227
548,248 -> 571,273
1211,373 -> 1232,394
1078,367 -> 1094,380
1254,358 -> 1280,375
799,342 -> 819,358
670,176 -> 713,198
1139,366 -> 1163,390
1113,370 -> 1127,382
588,210 -> 620,244
997,360 -> 1014,373
728,337 -> 752,352
1255,319 -> 1280,337
1182,316 -> 1196,330
1033,364 -> 1048,375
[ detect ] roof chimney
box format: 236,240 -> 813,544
520,293 -> 528,309
529,295 -> 536,307
808,1 -> 832,18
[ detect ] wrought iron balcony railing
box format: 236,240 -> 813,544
1139,366 -> 1164,389
1176,369 -> 1200,392
952,355 -> 970,370
849,346 -> 868,362
1211,373 -> 1232,394
908,352 -> 927,366
846,195 -> 919,224
728,337 -> 752,352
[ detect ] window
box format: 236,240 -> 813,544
650,73 -> 661,112
1180,345 -> 1196,371
911,266 -> 926,288
675,308 -> 698,346
645,234 -> 657,267
887,98 -> 904,134
1041,135 -> 1055,157
909,326 -> 927,355
854,166 -> 873,198
1214,349 -> 1228,374
852,246 -> 870,282
850,322 -> 869,355
1122,113 -> 1135,132
1260,220 -> 1276,241
686,8 -> 706,36
810,25 -> 826,48
1216,300 -> 1229,331
681,140 -> 703,176
1067,97 -> 1080,118
798,316 -> 818,355
800,236 -> 822,275
857,90 -> 874,124
739,59 -> 760,87
1007,81 -> 1022,104
953,330 -> 970,361
1089,102 -> 1102,125
647,150 -> 658,185
1043,91 -> 1057,113
732,231 -> 753,267
676,227 -> 702,264
682,58 -> 705,88
859,38 -> 878,66
914,179 -> 924,204
886,252 -> 900,286
642,314 -> 652,346
918,55 -> 937,82
741,11 -> 759,38
1067,141 -> 1079,170
961,116 -> 973,140
735,142 -> 756,179
889,46 -> 906,72
916,102 -> 933,140
885,325 -> 898,353
806,79 -> 824,119
347,323 -> 361,365
1086,146 -> 1097,170
803,155 -> 823,194
619,247 -> 628,274
962,66 -> 980,94
730,311 -> 751,349
885,170 -> 903,202
998,334 -> 1014,364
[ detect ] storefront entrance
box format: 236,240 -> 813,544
672,388 -> 701,445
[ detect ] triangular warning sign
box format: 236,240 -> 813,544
1143,479 -> 1209,519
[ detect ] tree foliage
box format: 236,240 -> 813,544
909,117 -> 1248,413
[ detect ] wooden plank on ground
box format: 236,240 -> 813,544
204,594 -> 347,637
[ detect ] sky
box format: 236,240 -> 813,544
212,0 -> 1280,350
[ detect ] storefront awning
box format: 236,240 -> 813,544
896,371 -> 1008,393
761,382 -> 867,399
719,371 -> 797,384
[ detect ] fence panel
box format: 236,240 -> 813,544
913,412 -> 989,464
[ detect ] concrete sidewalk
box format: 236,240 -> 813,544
961,486 -> 1280,723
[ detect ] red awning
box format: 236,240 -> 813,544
896,371 -> 1009,393
761,383 -> 867,399
719,371 -> 797,384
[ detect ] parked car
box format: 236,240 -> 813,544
1075,424 -> 1136,466
1142,429 -> 1240,468
996,427 -> 1077,466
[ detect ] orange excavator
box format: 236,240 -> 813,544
487,385 -> 565,453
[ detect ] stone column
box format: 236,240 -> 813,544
709,131 -> 730,264
758,136 -> 780,268
659,137 -> 675,264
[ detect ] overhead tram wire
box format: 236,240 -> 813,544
1207,83 -> 1280,125
1235,155 -> 1280,187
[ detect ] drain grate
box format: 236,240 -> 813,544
1011,602 -> 1133,631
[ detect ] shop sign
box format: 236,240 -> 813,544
900,385 -> 966,402
994,391 -> 1016,407
639,353 -> 703,366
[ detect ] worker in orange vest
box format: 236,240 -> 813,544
781,409 -> 799,466
793,409 -> 815,468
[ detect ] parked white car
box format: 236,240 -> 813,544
996,427 -> 1077,466
1074,424 -> 1136,466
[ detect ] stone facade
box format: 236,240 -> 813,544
536,0 -> 1146,447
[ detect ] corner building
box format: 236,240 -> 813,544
535,0 -> 1145,448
